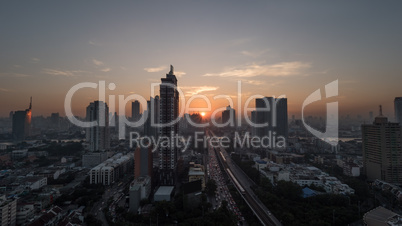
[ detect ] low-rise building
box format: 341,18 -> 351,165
82,152 -> 108,168
24,177 -> 47,190
188,163 -> 205,190
363,206 -> 402,226
128,175 -> 152,213
154,186 -> 174,202
89,153 -> 133,185
17,204 -> 35,226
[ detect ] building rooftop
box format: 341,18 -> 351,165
189,169 -> 205,176
363,206 -> 401,226
154,186 -> 174,196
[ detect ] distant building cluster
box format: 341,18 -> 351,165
254,158 -> 355,195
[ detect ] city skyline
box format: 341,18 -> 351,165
1,1 -> 402,118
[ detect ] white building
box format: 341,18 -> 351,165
0,195 -> 17,226
24,177 -> 47,190
89,153 -> 133,185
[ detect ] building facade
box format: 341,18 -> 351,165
89,153 -> 134,185
12,98 -> 32,142
86,101 -> 110,151
132,100 -> 140,121
0,195 -> 17,226
362,107 -> 402,184
394,97 -> 402,124
222,105 -> 236,128
134,146 -> 153,179
158,65 -> 179,186
254,97 -> 288,147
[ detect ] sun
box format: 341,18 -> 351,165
200,112 -> 206,117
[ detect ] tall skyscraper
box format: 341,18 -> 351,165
276,97 -> 288,140
222,105 -> 236,128
144,96 -> 159,138
86,101 -> 110,152
132,100 -> 140,121
251,110 -> 256,136
12,97 -> 32,142
362,106 -> 402,184
394,97 -> 402,123
158,65 -> 179,186
134,145 -> 153,179
254,97 -> 288,147
50,113 -> 60,130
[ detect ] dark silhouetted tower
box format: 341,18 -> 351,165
132,100 -> 140,121
12,97 -> 32,141
158,65 -> 179,186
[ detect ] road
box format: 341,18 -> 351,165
209,130 -> 282,226
89,178 -> 131,225
207,141 -> 246,225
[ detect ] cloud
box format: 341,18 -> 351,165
180,86 -> 219,96
31,58 -> 40,62
241,79 -> 266,85
92,59 -> 104,66
0,73 -> 31,78
13,65 -> 22,68
100,68 -> 111,72
42,68 -> 88,77
89,40 -> 102,46
0,88 -> 9,92
144,66 -> 167,73
175,71 -> 186,77
241,49 -> 269,58
203,62 -> 311,78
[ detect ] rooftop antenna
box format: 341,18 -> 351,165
29,96 -> 32,110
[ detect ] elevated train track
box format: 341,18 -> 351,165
210,131 -> 281,226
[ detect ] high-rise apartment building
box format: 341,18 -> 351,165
394,97 -> 402,123
134,146 -> 153,179
132,100 -> 140,121
12,97 -> 32,142
158,65 -> 179,186
254,97 -> 288,145
222,105 -> 236,128
362,106 -> 402,184
86,101 -> 110,151
144,96 -> 159,138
